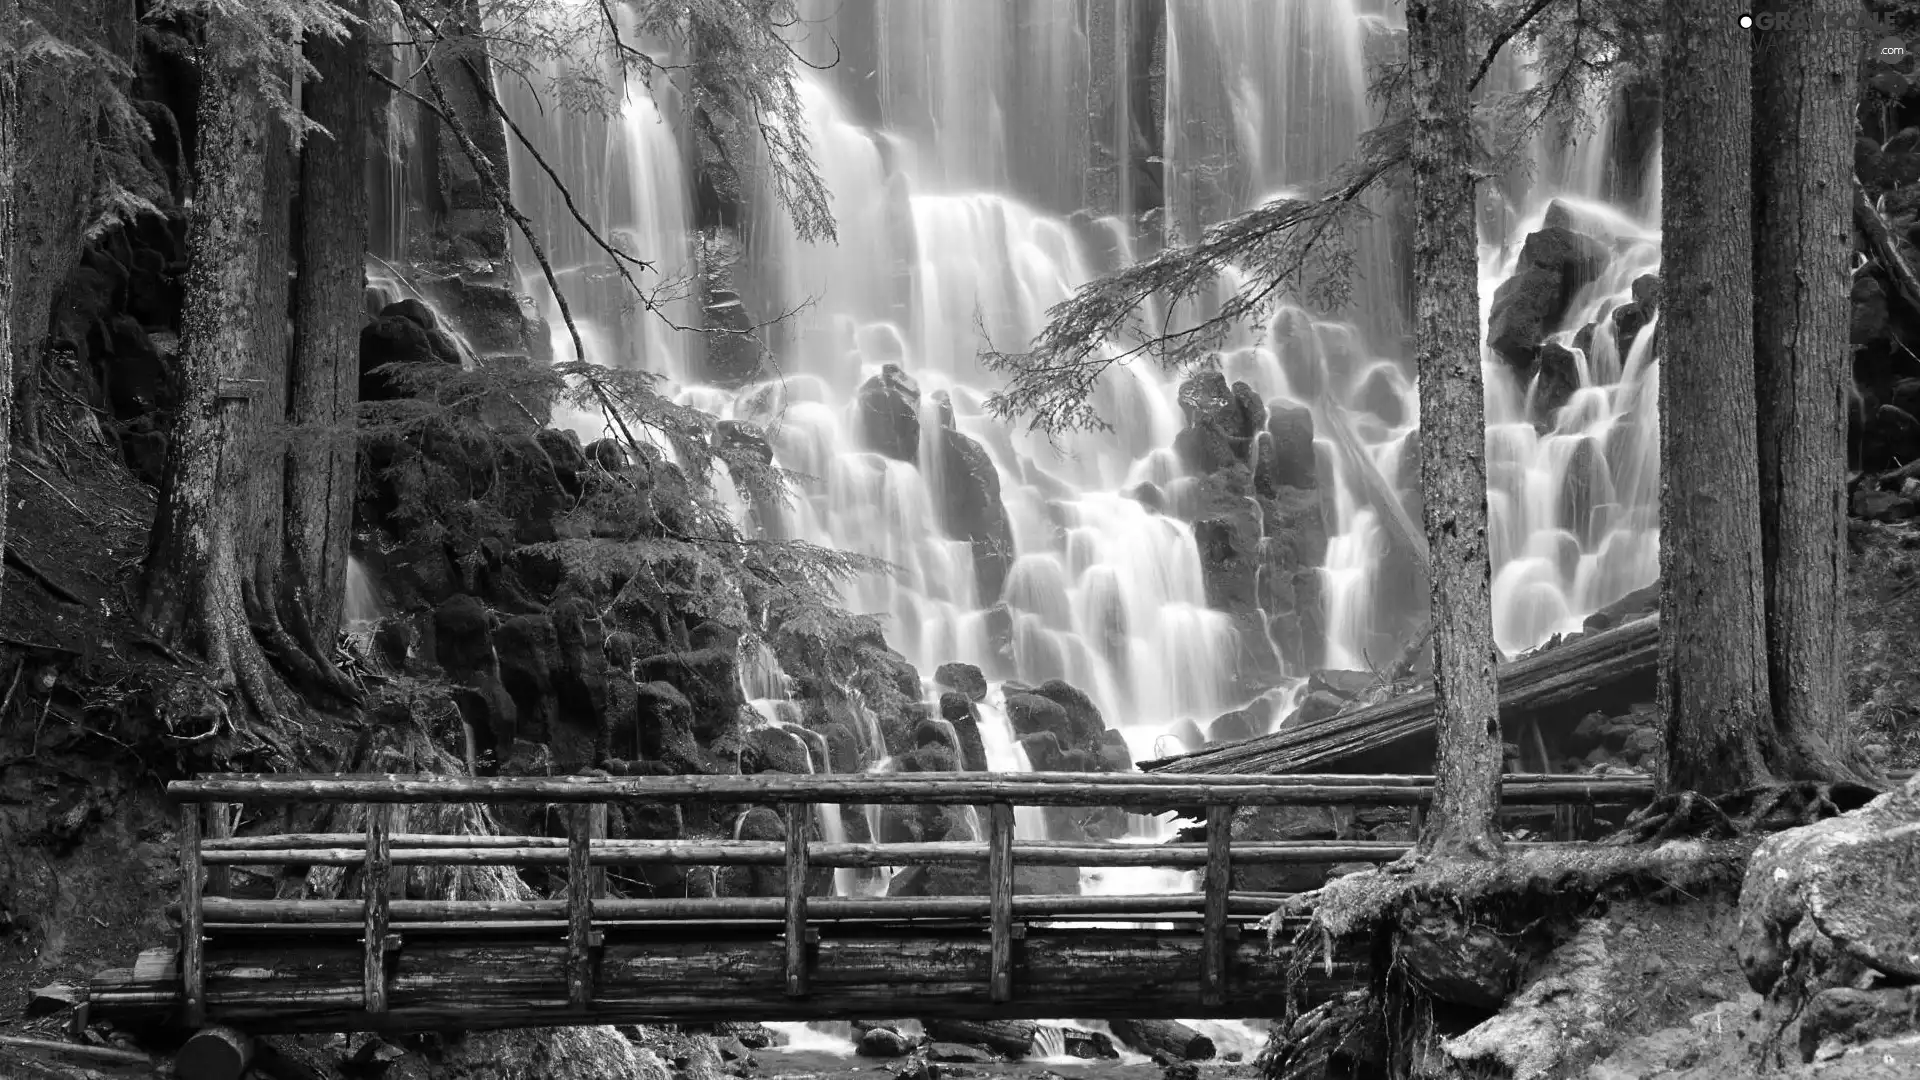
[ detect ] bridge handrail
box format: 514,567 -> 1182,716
164,769 -> 1654,1028
167,770 -> 1655,808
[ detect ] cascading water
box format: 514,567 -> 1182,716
481,0 -> 1665,1058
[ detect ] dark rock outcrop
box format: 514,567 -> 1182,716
1487,225 -> 1610,371
1171,372 -> 1327,687
635,648 -> 744,742
858,363 -> 922,462
1531,341 -> 1581,421
934,662 -> 988,702
931,405 -> 1016,606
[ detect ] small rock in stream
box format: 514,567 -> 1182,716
859,1027 -> 916,1058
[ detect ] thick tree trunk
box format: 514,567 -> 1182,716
287,1 -> 370,645
141,24 -> 292,725
0,0 -> 17,608
1752,2 -> 1871,784
1408,0 -> 1501,858
1660,0 -> 1774,794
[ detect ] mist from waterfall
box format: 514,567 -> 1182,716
489,0 -> 1665,871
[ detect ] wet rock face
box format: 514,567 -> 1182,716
634,647 -> 744,743
697,226 -> 763,387
360,301 -> 463,400
1174,370 -> 1264,473
1257,400 -> 1318,493
1487,225 -> 1610,371
933,422 -> 1016,606
1532,341 -> 1581,422
1172,370 -> 1327,688
858,363 -> 922,462
938,692 -> 990,772
419,274 -> 539,360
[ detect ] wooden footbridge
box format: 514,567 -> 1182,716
86,771 -> 1653,1037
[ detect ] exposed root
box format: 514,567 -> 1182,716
1608,781 -> 1883,844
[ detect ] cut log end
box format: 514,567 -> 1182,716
176,1026 -> 255,1080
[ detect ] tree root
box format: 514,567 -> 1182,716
1609,780 -> 1881,844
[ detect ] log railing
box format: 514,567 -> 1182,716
164,772 -> 1653,1026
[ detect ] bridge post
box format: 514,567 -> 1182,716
587,803 -> 608,900
567,804 -> 597,1009
988,802 -> 1015,1003
1200,804 -> 1231,1008
204,804 -> 234,897
362,804 -> 392,1014
178,802 -> 205,1028
783,803 -> 810,996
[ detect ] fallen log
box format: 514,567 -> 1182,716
1857,179 -> 1920,316
1147,615 -> 1660,775
176,1027 -> 254,1080
923,1020 -> 1114,1059
1109,1018 -> 1216,1061
925,1019 -> 1042,1057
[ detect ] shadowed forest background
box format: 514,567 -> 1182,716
2,0 -> 1920,1077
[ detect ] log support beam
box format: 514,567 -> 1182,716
988,802 -> 1015,1003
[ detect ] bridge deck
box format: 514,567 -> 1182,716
85,771 -> 1652,1035
92,915 -> 1353,1030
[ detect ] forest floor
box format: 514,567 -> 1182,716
0,438 -> 178,1052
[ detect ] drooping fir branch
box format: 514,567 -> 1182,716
1469,0 -> 1558,93
982,121 -> 1407,437
984,0 -> 1657,437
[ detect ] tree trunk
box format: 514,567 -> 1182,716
287,0 -> 369,644
1408,0 -> 1501,858
141,21 -> 293,726
1752,2 -> 1872,784
1660,0 -> 1774,794
0,0 -> 18,611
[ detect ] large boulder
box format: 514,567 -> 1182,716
1005,692 -> 1073,746
1029,679 -> 1105,747
1738,775 -> 1920,1000
1487,225 -> 1610,371
857,364 -> 921,462
934,662 -> 988,702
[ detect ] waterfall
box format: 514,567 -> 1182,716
470,1 -> 1666,1052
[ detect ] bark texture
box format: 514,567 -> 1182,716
1408,0 -> 1501,858
1752,1 -> 1870,784
141,23 -> 288,725
0,0 -> 17,607
1660,0 -> 1774,794
287,1 -> 370,643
